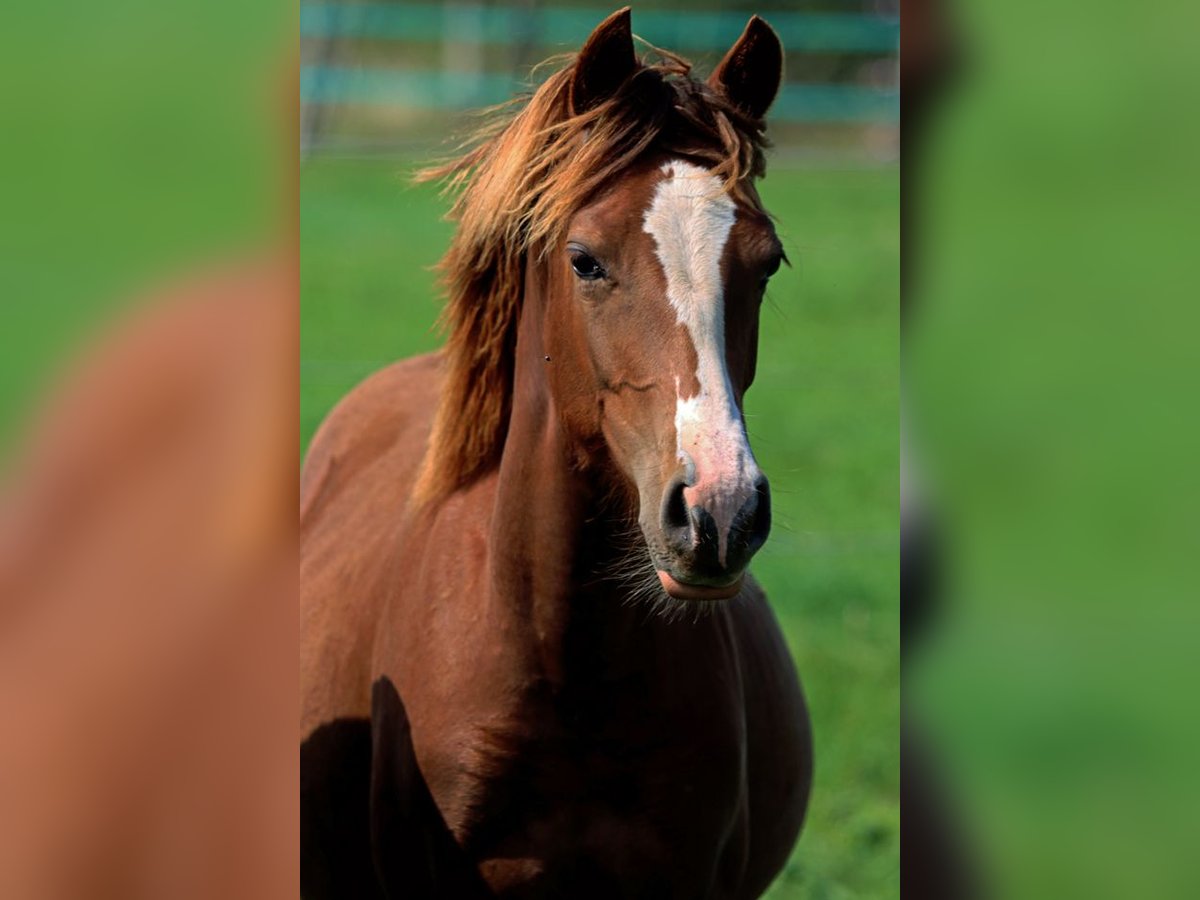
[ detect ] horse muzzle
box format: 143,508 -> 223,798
651,471 -> 771,600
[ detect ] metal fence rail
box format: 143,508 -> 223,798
300,3 -> 899,53
301,65 -> 898,123
300,2 -> 899,151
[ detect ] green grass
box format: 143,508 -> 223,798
301,157 -> 899,899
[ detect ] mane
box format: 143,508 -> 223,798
413,45 -> 771,503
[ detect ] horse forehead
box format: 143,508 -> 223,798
570,164 -> 668,236
642,161 -> 737,313
645,159 -> 733,212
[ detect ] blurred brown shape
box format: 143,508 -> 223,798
0,257 -> 297,899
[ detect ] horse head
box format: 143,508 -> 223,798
542,10 -> 785,600
421,8 -> 785,603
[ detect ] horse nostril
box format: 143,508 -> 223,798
748,475 -> 772,552
727,475 -> 772,566
662,476 -> 690,532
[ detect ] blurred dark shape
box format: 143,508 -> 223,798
901,0 -> 959,310
0,260 -> 297,899
900,507 -> 940,651
901,0 -> 980,897
903,720 -> 980,899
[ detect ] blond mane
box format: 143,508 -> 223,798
413,46 -> 771,503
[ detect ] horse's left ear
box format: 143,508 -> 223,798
708,16 -> 783,120
570,7 -> 639,115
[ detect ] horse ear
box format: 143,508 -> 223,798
570,7 -> 638,115
708,15 -> 783,120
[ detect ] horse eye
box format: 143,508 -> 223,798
570,252 -> 605,281
759,253 -> 784,289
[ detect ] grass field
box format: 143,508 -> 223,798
301,156 -> 899,899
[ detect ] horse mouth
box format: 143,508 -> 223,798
657,570 -> 745,601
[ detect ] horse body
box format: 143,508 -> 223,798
302,9 -> 812,897
302,353 -> 809,898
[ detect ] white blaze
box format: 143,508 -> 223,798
643,160 -> 759,557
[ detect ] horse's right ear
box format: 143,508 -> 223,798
570,7 -> 638,115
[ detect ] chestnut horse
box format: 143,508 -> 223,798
301,9 -> 811,898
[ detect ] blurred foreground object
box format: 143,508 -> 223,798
907,0 -> 1200,895
0,1 -> 295,895
0,260 -> 297,899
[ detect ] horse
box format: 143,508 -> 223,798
300,9 -> 812,897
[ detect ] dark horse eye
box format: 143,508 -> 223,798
760,253 -> 784,288
569,252 -> 605,281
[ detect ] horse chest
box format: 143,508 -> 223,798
430,675 -> 751,897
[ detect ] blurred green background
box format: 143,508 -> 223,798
301,156 -> 899,898
905,1 -> 1200,897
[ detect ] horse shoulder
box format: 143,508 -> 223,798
727,578 -> 813,898
301,352 -> 443,734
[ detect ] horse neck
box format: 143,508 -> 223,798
485,261 -> 639,679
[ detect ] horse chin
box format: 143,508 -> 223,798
656,570 -> 745,602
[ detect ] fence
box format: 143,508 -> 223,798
300,1 -> 899,154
